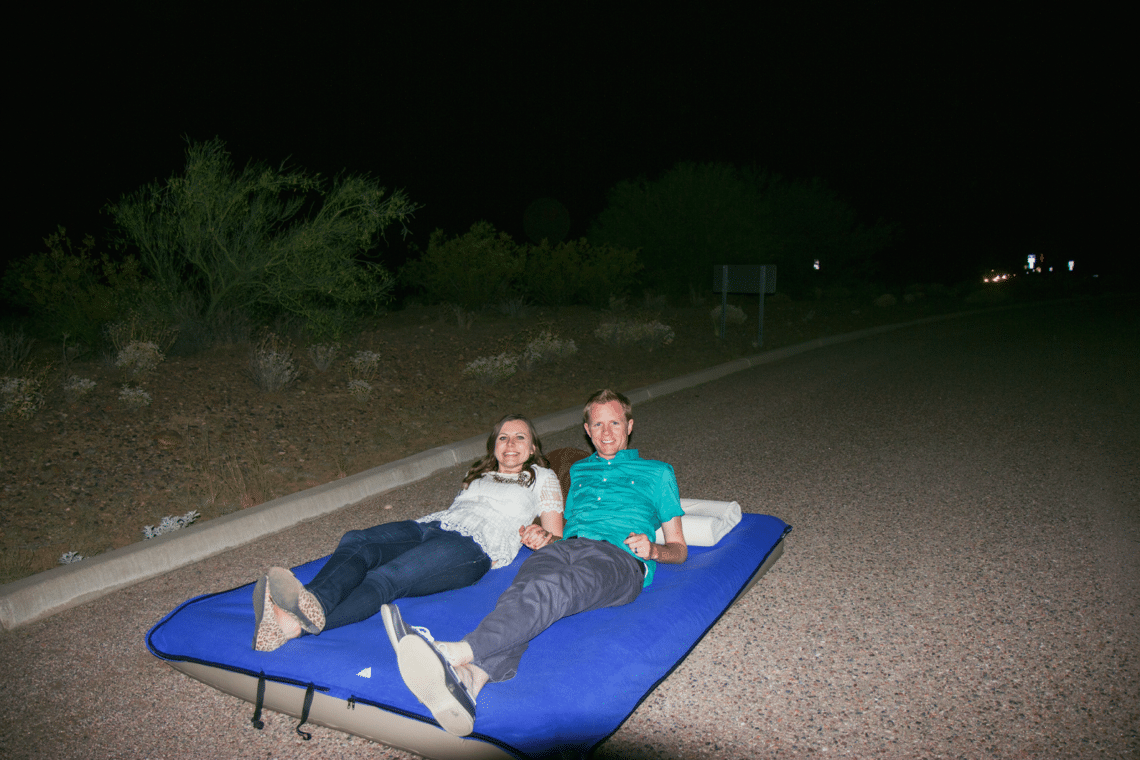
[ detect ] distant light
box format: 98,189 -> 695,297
813,259 -> 820,270
1028,254 -> 1037,269
1068,260 -> 1075,271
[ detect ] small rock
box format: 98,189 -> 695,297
153,430 -> 184,447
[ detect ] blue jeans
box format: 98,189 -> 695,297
305,520 -> 491,631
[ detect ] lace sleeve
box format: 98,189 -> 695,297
536,467 -> 564,515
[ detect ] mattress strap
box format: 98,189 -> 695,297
251,673 -> 267,730
295,684 -> 315,740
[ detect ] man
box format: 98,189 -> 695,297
382,388 -> 688,736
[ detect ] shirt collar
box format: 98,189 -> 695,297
591,448 -> 639,462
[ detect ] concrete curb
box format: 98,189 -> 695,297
0,306 -> 997,630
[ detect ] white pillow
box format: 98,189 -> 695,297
654,499 -> 742,547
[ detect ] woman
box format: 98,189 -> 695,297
253,414 -> 563,651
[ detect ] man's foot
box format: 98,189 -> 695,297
267,566 -> 326,634
397,629 -> 477,736
381,603 -> 414,653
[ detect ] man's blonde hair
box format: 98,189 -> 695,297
582,388 -> 633,424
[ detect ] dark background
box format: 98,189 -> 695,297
11,1 -> 1128,286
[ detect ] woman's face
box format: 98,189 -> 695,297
494,420 -> 535,474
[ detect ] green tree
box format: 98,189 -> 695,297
106,139 -> 417,335
523,237 -> 642,308
589,161 -> 895,295
401,222 -> 524,311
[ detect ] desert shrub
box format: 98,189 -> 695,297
2,228 -> 152,344
118,385 -> 152,410
348,350 -> 382,382
142,510 -> 201,539
248,333 -> 300,392
520,331 -> 578,370
307,343 -> 340,372
594,320 -> 675,350
114,340 -> 165,379
523,238 -> 642,308
463,352 -> 519,384
0,327 -> 35,374
106,138 -> 416,331
63,375 -> 97,404
347,378 -> 373,402
402,222 -> 524,313
710,304 -> 747,328
1,376 -> 47,419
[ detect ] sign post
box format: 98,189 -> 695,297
712,265 -> 777,346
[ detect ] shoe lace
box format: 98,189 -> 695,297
412,625 -> 458,667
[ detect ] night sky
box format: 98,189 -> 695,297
13,2 -> 1126,284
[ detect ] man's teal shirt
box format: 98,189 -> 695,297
564,449 -> 684,586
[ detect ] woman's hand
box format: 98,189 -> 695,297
519,524 -> 555,550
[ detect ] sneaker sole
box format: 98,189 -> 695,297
397,635 -> 475,737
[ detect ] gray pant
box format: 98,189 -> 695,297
464,538 -> 645,682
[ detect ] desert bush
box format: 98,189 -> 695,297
710,304 -> 747,327
348,350 -> 382,382
347,378 -> 373,402
1,376 -> 47,419
0,327 -> 35,374
106,138 -> 417,331
105,309 -> 180,356
594,320 -> 675,350
520,331 -> 578,370
142,510 -> 201,539
523,238 -> 642,308
2,227 -> 152,344
308,343 -> 340,372
118,385 -> 152,410
63,375 -> 96,404
248,333 -> 300,392
402,222 -> 524,313
114,340 -> 165,379
463,352 -> 519,384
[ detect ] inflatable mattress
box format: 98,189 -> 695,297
147,510 -> 791,759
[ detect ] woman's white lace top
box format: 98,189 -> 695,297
416,465 -> 563,567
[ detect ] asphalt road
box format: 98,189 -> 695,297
1,294 -> 1136,759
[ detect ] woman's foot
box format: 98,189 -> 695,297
252,575 -> 291,652
267,566 -> 326,634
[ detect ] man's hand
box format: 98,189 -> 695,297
625,516 -> 688,564
519,524 -> 555,551
624,532 -> 653,559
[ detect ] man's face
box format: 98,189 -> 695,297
584,400 -> 633,460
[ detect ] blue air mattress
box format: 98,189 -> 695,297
147,512 -> 791,759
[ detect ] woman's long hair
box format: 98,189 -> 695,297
463,414 -> 549,487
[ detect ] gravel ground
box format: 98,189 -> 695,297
1,295 -> 1136,759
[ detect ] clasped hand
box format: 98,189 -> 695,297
519,524 -> 554,550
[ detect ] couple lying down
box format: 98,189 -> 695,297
252,388 -> 688,736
